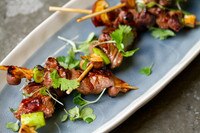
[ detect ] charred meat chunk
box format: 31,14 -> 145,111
14,82 -> 54,119
156,10 -> 183,32
98,33 -> 123,69
71,69 -> 135,97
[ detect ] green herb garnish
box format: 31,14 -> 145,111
110,25 -> 138,57
59,78 -> 80,92
9,107 -> 17,113
80,107 -> 96,123
50,70 -> 80,93
57,49 -> 80,70
6,121 -> 19,132
61,107 -> 96,123
139,64 -> 153,76
76,32 -> 95,55
149,27 -> 175,40
73,88 -> 106,108
61,113 -> 68,122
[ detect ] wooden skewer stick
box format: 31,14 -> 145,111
115,85 -> 138,90
77,3 -> 126,22
66,63 -> 94,94
77,63 -> 93,82
49,6 -> 92,14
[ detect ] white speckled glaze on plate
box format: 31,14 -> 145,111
0,0 -> 200,133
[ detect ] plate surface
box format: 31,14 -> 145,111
0,0 -> 200,133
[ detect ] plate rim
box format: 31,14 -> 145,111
0,0 -> 200,133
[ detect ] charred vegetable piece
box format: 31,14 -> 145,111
21,112 -> 46,129
184,14 -> 196,28
33,65 -> 44,83
92,47 -> 111,65
92,0 -> 111,26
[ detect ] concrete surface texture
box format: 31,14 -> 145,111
0,0 -> 200,133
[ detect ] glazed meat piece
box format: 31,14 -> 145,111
156,10 -> 183,32
113,10 -> 135,27
129,9 -> 156,30
87,69 -> 114,94
98,33 -> 123,69
23,82 -> 43,94
71,69 -> 135,97
7,71 -> 21,85
3,66 -> 33,85
113,9 -> 156,30
71,69 -> 96,95
14,82 -> 55,119
45,57 -> 59,70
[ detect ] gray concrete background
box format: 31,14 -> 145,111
0,0 -> 200,133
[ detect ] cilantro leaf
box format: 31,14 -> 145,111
50,70 -> 61,89
68,106 -> 80,121
61,89 -> 105,123
50,70 -> 80,92
77,32 -> 95,55
6,121 -> 19,132
149,27 -> 175,40
39,88 -> 48,96
61,114 -> 68,122
73,93 -> 88,107
139,65 -> 153,76
9,107 -> 17,113
63,106 -> 96,123
59,78 -> 80,91
122,48 -> 139,57
80,107 -> 96,123
111,27 -> 124,51
110,25 -> 138,57
57,49 -> 80,70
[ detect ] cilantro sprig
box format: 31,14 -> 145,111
76,32 -> 96,55
50,70 -> 80,93
110,25 -> 139,57
58,32 -> 95,55
61,107 -> 96,123
61,89 -> 106,123
149,27 -> 175,40
6,121 -> 19,132
139,64 -> 153,76
57,33 -> 96,69
57,50 -> 80,70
